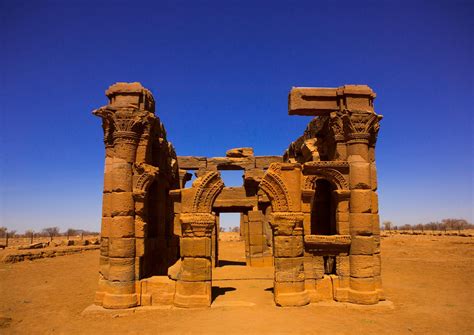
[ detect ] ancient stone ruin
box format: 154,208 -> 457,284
92,82 -> 384,309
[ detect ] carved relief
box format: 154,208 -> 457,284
341,110 -> 383,140
259,170 -> 293,212
302,168 -> 348,190
192,171 -> 224,213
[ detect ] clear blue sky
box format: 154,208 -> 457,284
1,0 -> 472,233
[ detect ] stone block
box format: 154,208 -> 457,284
249,234 -> 264,246
174,280 -> 211,308
274,257 -> 305,282
336,256 -> 350,277
337,200 -> 349,213
255,156 -> 283,169
102,192 -> 113,217
100,237 -> 109,256
350,255 -> 374,278
274,236 -> 303,257
248,221 -> 263,235
108,257 -> 135,281
111,192 -> 134,217
177,156 -> 207,170
336,220 -> 350,235
99,256 -> 109,279
304,255 -> 325,279
135,217 -> 146,238
142,276 -> 176,306
336,212 -> 349,222
349,161 -> 371,189
112,160 -> 132,192
101,217 -> 112,237
180,237 -> 211,258
249,244 -> 264,255
135,238 -> 144,257
348,289 -> 379,305
109,216 -> 135,238
314,275 -> 334,301
274,280 -> 305,294
108,238 -> 135,258
350,190 -> 372,213
371,192 -> 379,214
226,147 -> 254,157
179,258 -> 211,281
372,214 -> 380,235
213,187 -> 256,209
102,292 -> 138,309
248,210 -> 263,222
373,253 -> 381,276
350,236 -> 375,255
370,163 -> 378,191
350,276 -> 376,292
350,213 -> 373,236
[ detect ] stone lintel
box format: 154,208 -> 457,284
226,147 -> 254,158
207,157 -> 255,170
213,187 -> 257,209
255,156 -> 283,169
289,85 -> 376,116
177,156 -> 207,170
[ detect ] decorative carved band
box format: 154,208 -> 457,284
302,169 -> 349,190
192,171 -> 224,213
304,234 -> 351,246
259,170 -> 293,212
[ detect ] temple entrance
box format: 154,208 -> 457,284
211,211 -> 274,306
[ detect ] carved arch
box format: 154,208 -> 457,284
303,169 -> 348,191
259,170 -> 293,212
192,171 -> 224,213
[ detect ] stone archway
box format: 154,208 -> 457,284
258,164 -> 309,307
174,171 -> 224,308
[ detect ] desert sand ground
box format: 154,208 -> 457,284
1,233 -> 473,334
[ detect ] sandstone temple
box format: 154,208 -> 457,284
92,82 -> 384,309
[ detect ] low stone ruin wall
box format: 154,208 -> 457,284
2,245 -> 100,264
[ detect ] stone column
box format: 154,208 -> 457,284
270,212 -> 309,307
345,111 -> 382,305
93,82 -> 154,309
101,128 -> 140,309
175,213 -> 215,308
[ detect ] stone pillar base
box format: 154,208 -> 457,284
102,293 -> 138,309
174,281 -> 211,308
347,289 -> 379,305
274,289 -> 310,307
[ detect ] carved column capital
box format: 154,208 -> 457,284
341,110 -> 383,143
269,212 -> 304,236
180,213 -> 216,237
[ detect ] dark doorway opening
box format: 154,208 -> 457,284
311,179 -> 337,235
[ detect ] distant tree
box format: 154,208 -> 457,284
8,230 -> 17,238
25,229 -> 35,244
382,221 -> 392,232
449,219 -> 468,233
42,227 -> 60,241
231,226 -> 240,233
66,228 -> 77,240
425,222 -> 438,232
415,223 -> 424,232
219,226 -> 225,232
0,227 -> 7,238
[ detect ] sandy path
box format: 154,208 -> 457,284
1,235 -> 473,334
